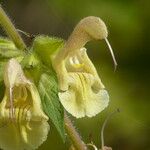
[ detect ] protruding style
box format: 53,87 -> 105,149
105,38 -> 117,71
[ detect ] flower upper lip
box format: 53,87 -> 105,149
52,16 -> 117,92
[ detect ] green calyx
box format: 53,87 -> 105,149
32,35 -> 64,67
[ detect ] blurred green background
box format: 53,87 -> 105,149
0,0 -> 150,149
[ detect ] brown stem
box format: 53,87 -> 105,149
64,112 -> 87,150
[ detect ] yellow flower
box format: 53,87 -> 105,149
0,59 -> 50,150
57,48 -> 109,118
52,16 -> 117,118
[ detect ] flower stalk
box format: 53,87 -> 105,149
0,5 -> 26,50
64,112 -> 87,150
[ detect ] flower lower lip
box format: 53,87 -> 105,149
0,104 -> 31,129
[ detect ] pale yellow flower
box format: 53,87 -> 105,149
52,16 -> 117,118
0,59 -> 50,150
57,47 -> 109,118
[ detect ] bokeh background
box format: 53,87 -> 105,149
0,0 -> 150,149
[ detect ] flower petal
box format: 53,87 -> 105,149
0,87 -> 50,150
59,73 -> 109,118
0,59 -> 50,150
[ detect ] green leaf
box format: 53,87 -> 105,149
38,70 -> 65,142
32,36 -> 65,141
0,37 -> 24,59
32,35 -> 64,67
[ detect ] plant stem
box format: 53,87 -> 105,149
64,112 -> 87,150
101,109 -> 120,150
0,6 -> 26,50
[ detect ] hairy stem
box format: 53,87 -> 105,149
64,112 -> 87,150
0,6 -> 26,50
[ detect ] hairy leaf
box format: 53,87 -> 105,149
38,70 -> 65,142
